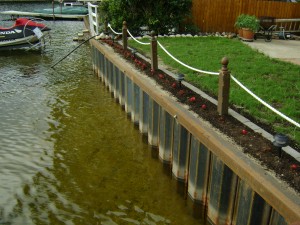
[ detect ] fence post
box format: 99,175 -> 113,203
151,31 -> 158,72
122,21 -> 128,50
217,57 -> 230,116
104,18 -> 108,34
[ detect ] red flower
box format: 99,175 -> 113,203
291,164 -> 298,170
172,82 -> 177,88
201,104 -> 207,109
135,59 -> 140,65
158,74 -> 165,79
241,129 -> 248,135
189,96 -> 196,102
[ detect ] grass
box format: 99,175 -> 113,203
128,37 -> 300,146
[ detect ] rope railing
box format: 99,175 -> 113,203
104,23 -> 300,129
127,29 -> 151,45
231,76 -> 300,128
107,23 -> 122,35
157,40 -> 219,76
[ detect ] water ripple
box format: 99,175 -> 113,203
0,2 -> 200,225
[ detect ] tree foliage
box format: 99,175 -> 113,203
99,0 -> 193,35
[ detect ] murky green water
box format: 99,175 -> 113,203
0,3 -> 201,225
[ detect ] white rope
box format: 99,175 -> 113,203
127,29 -> 151,45
231,75 -> 300,128
157,40 -> 219,76
107,23 -> 122,35
156,40 -> 299,128
106,23 -> 299,129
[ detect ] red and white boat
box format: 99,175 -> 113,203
0,18 -> 51,51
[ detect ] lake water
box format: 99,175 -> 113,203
0,2 -> 201,225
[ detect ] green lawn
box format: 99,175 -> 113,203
128,37 -> 300,145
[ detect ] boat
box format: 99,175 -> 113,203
64,1 -> 84,7
33,5 -> 88,17
0,18 -> 51,51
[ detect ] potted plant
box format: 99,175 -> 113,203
234,14 -> 246,38
240,14 -> 260,41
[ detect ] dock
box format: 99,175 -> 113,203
0,10 -> 87,20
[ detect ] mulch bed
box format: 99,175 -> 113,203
101,39 -> 300,193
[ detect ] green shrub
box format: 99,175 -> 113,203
235,14 -> 259,32
242,14 -> 260,32
99,0 -> 193,35
234,14 -> 247,29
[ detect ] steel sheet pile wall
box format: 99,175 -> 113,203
90,41 -> 300,225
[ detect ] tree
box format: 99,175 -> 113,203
99,0 -> 193,35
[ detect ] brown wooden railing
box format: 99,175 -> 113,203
274,18 -> 300,33
191,0 -> 300,32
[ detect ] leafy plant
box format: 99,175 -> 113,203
99,0 -> 193,35
234,14 -> 247,29
237,14 -> 260,32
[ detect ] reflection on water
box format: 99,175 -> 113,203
0,2 -> 201,225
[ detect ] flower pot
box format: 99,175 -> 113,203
238,29 -> 243,39
242,28 -> 255,41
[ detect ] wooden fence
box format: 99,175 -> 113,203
191,0 -> 300,33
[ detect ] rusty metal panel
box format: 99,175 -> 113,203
159,109 -> 173,164
269,210 -> 288,225
118,71 -> 125,107
106,60 -> 110,89
92,47 -> 96,74
98,51 -> 103,78
96,48 -> 100,76
148,99 -> 159,147
99,51 -> 104,79
108,60 -> 114,92
125,76 -> 132,115
103,56 -> 108,86
131,83 -> 140,124
109,61 -> 114,93
91,47 -> 96,74
188,136 -> 211,205
113,66 -> 119,100
172,121 -> 190,182
251,194 -> 271,225
111,64 -> 116,96
233,179 -> 271,225
139,91 -> 149,135
207,154 -> 237,225
94,47 -> 100,77
233,179 -> 252,225
95,48 -> 98,75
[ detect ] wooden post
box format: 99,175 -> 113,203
52,0 -> 55,20
104,18 -> 108,34
150,31 -> 158,72
217,57 -> 230,116
60,0 -> 63,15
122,21 -> 128,50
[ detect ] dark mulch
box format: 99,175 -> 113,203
101,39 -> 300,193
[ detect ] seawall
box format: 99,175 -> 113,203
88,38 -> 300,225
